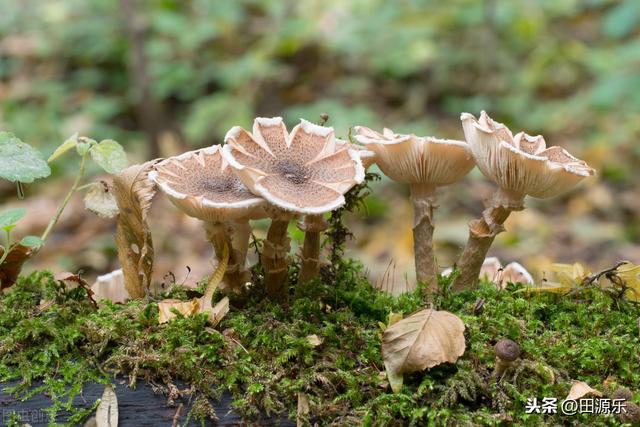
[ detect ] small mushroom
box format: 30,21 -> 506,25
451,111 -> 595,292
223,117 -> 365,295
149,146 -> 266,294
494,339 -> 520,378
354,126 -> 475,295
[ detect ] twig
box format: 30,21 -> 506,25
171,403 -> 184,427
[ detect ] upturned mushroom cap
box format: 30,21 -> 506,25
461,111 -> 595,199
495,339 -> 520,361
353,126 -> 474,187
149,146 -> 266,222
222,117 -> 365,215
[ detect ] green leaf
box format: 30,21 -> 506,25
19,235 -> 43,248
48,133 -> 79,162
0,132 -> 51,183
0,208 -> 27,229
90,139 -> 127,174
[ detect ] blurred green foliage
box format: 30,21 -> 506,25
1,0 -> 639,165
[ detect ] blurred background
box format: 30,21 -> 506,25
1,0 -> 639,288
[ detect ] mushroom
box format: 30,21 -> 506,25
451,111 -> 595,292
493,338 -> 520,378
354,126 -> 475,295
148,146 -> 265,294
223,117 -> 364,295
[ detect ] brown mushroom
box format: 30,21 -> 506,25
494,339 -> 520,378
354,126 -> 474,295
149,146 -> 266,294
223,117 -> 364,295
451,111 -> 595,292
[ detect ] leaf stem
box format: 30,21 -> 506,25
40,152 -> 89,243
0,230 -> 12,265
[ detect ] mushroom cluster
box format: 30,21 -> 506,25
146,111 -> 593,303
151,117 -> 366,300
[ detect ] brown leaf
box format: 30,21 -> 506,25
206,297 -> 229,327
382,309 -> 466,392
113,161 -> 158,298
565,380 -> 602,401
0,244 -> 32,290
91,269 -> 130,303
158,298 -> 201,324
96,385 -> 118,427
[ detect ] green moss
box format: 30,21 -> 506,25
1,266 -> 639,426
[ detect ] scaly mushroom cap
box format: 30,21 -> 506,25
222,117 -> 365,214
353,126 -> 474,186
149,146 -> 266,222
461,111 -> 595,199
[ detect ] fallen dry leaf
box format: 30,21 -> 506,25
84,181 -> 119,219
382,309 -> 465,392
0,244 -> 32,290
306,334 -> 323,347
96,385 -> 118,427
91,269 -> 130,303
113,161 -> 158,298
565,380 -> 602,400
297,391 -> 310,427
158,298 -> 201,324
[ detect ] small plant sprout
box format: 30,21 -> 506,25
149,146 -> 266,294
451,111 -> 595,292
493,338 -> 520,379
0,132 -> 126,288
354,126 -> 474,296
223,117 -> 364,295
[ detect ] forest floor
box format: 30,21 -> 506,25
1,262 -> 639,426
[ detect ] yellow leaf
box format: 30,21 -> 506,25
515,281 -> 573,295
157,298 -> 201,324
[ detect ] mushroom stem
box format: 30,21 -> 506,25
231,219 -> 252,287
298,214 -> 329,284
263,217 -> 291,300
204,221 -> 246,294
410,184 -> 438,297
451,189 -> 524,292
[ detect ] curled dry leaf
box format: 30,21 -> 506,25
565,380 -> 602,401
0,244 -> 32,290
96,384 -> 118,427
112,161 -> 159,299
91,269 -> 130,303
158,243 -> 230,326
382,309 -> 465,392
84,181 -> 119,219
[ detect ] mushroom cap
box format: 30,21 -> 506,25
494,339 -> 521,361
353,126 -> 475,186
222,117 -> 365,215
461,111 -> 595,199
149,146 -> 266,222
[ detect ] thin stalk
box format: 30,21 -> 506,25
41,152 -> 89,243
298,214 -> 328,284
0,230 -> 12,265
263,217 -> 291,301
410,184 -> 438,297
450,188 -> 524,292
